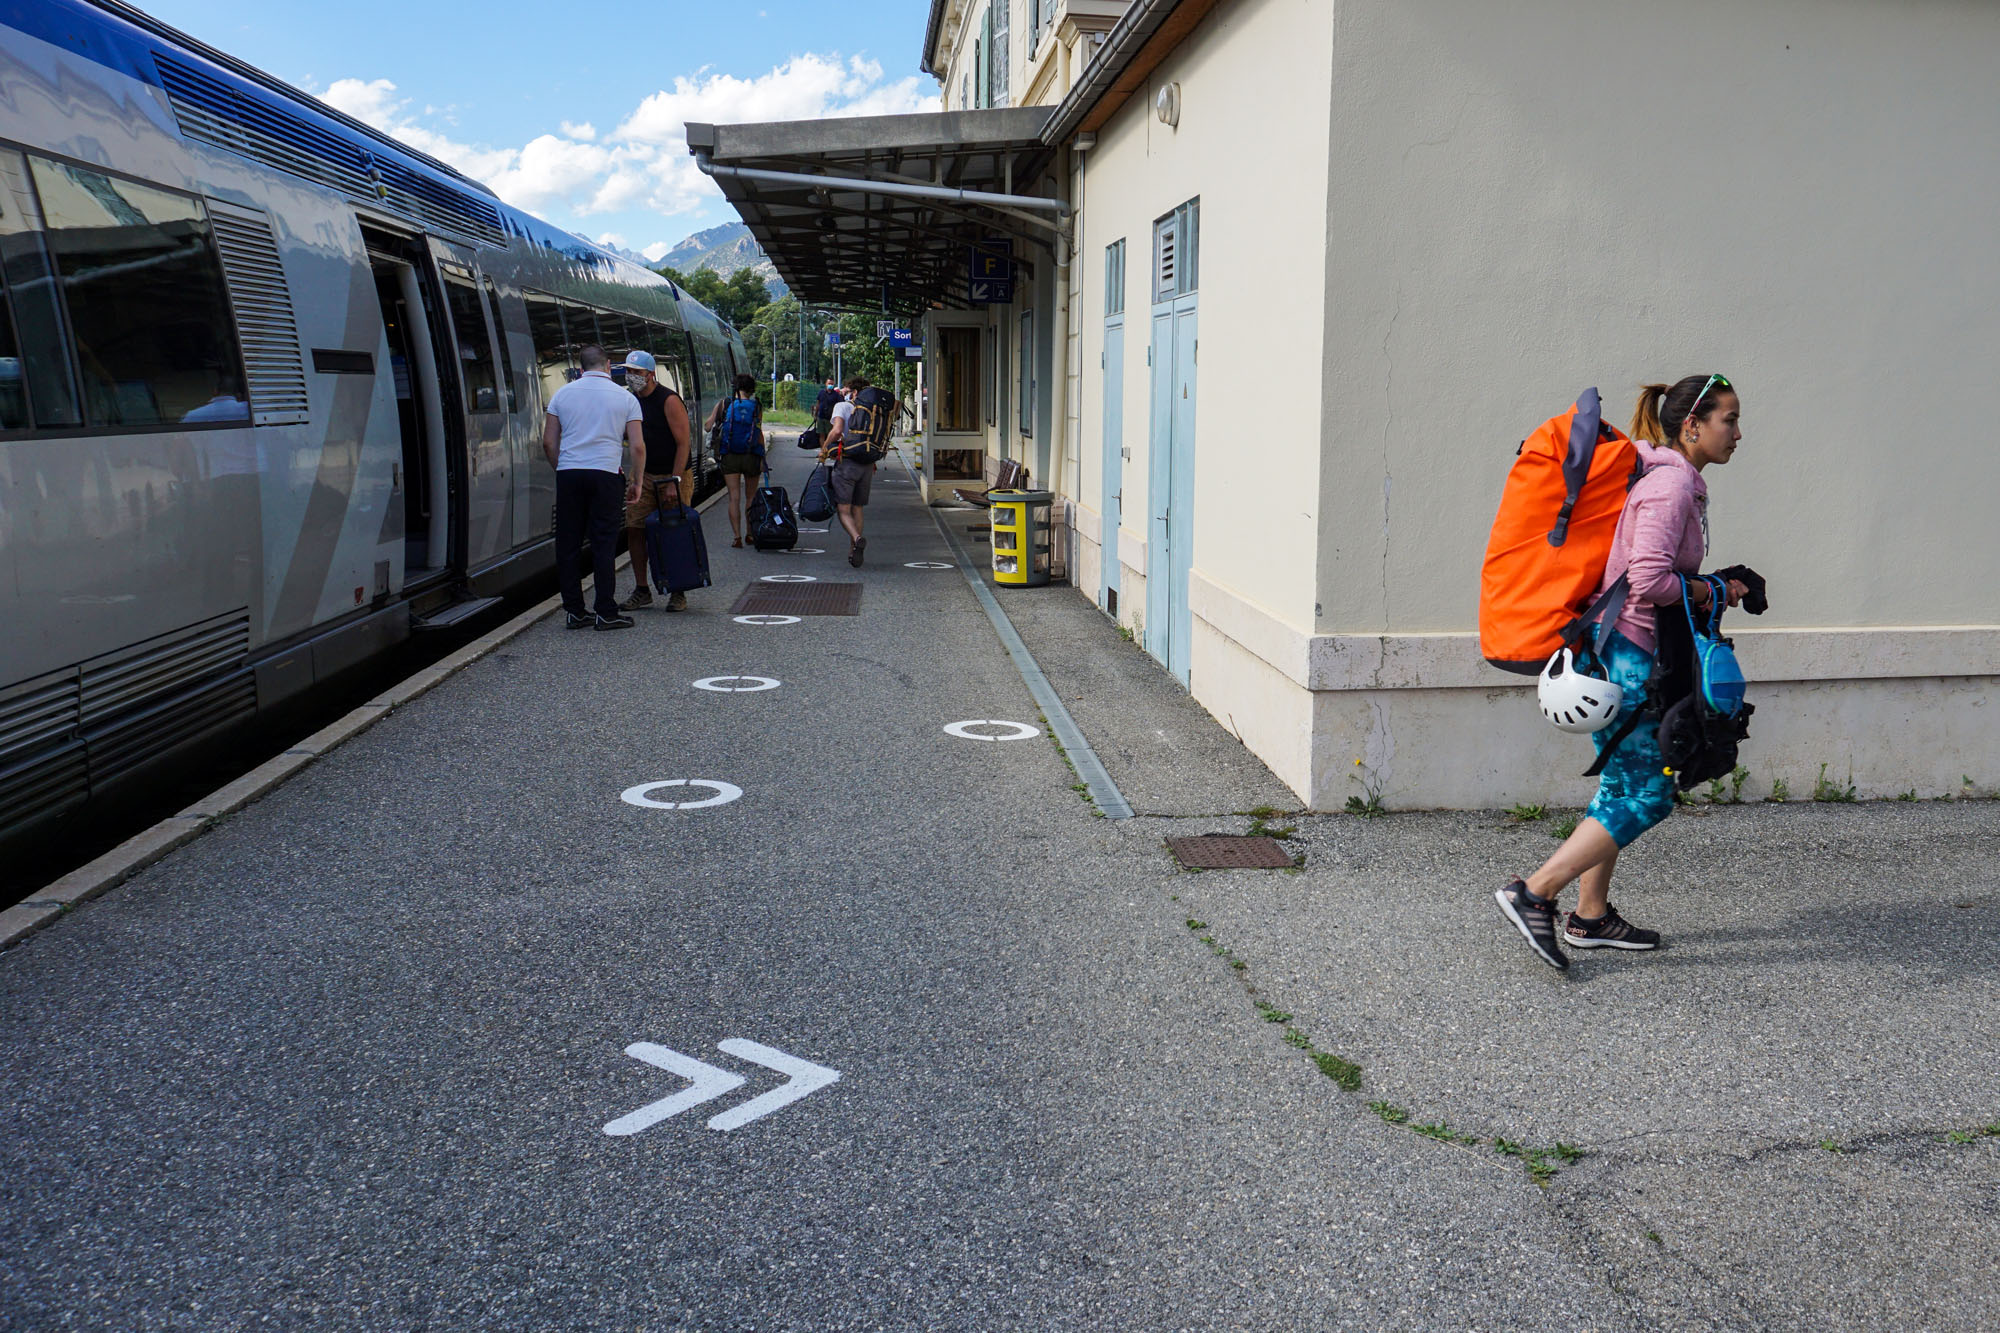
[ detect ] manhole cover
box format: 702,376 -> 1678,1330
729,582 -> 863,616
1166,835 -> 1293,869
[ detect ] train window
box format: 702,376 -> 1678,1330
0,285 -> 25,430
28,156 -> 243,427
0,150 -> 82,427
643,321 -> 685,395
599,312 -> 634,360
561,304 -> 601,355
481,277 -> 518,413
441,275 -> 498,413
523,292 -> 572,406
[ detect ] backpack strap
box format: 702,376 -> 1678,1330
1548,388 -> 1604,548
1560,573 -> 1630,659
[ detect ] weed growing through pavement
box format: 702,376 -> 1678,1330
1897,789 -> 1919,802
1117,623 -> 1136,644
1767,776 -> 1790,803
1645,1231 -> 1663,1245
1819,1138 -> 1844,1153
1549,816 -> 1580,840
1176,913 -> 1586,1186
1347,757 -> 1388,818
1704,765 -> 1749,805
1507,803 -> 1547,823
1941,1123 -> 2000,1144
1245,818 -> 1299,840
1813,763 -> 1857,803
1238,805 -> 1287,819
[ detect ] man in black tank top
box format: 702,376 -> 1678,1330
615,350 -> 691,610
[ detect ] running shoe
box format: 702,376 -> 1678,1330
618,587 -> 653,610
565,612 -> 593,630
1494,878 -> 1568,971
1564,904 -> 1660,951
666,591 -> 687,612
593,612 -> 636,631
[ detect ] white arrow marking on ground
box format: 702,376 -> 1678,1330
603,1043 -> 746,1136
706,1039 -> 842,1131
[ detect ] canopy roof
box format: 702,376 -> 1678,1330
685,108 -> 1058,315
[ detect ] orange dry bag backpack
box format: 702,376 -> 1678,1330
1478,388 -> 1644,673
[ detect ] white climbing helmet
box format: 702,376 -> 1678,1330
1537,649 -> 1623,734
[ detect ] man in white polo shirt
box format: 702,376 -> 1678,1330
542,344 -> 643,629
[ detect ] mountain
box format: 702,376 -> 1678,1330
659,222 -> 786,298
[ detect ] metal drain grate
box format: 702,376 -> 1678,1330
1166,835 -> 1293,869
729,582 -> 863,616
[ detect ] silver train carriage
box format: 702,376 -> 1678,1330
0,0 -> 751,844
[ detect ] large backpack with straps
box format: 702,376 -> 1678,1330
838,387 -> 897,464
1478,388 -> 1645,673
719,397 -> 761,455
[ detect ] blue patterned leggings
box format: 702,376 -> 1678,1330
1584,632 -> 1677,848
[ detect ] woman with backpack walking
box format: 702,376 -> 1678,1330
709,373 -> 766,547
1495,375 -> 1751,971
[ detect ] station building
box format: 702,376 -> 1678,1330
693,0 -> 2000,810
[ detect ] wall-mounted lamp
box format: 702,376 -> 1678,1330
1154,82 -> 1180,129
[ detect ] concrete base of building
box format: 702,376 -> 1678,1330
1069,513 -> 2000,811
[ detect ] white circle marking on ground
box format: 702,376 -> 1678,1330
620,780 -> 744,810
733,614 -> 801,625
781,547 -> 825,555
760,574 -> 817,584
799,527 -> 830,534
943,719 -> 1040,742
693,676 -> 781,693
904,561 -> 952,569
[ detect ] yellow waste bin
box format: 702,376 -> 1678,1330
989,489 -> 1053,587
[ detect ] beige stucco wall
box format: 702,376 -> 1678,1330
1317,0 -> 2000,634
1072,0 -> 1337,651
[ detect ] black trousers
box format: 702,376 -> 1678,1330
555,468 -> 624,618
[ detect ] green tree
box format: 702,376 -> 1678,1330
655,264 -> 770,331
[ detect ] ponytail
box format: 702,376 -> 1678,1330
1629,384 -> 1671,444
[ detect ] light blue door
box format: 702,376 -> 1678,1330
1167,303 -> 1198,683
1101,318 -> 1123,611
1146,308 -> 1175,670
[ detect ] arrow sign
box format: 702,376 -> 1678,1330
603,1042 -> 745,1136
602,1039 -> 841,1136
707,1039 -> 842,1131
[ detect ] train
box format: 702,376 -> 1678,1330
0,0 -> 752,846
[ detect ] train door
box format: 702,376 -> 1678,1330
364,228 -> 458,583
431,245 -> 510,566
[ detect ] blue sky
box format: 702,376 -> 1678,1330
144,0 -> 940,259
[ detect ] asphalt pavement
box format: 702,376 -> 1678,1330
0,441 -> 1991,1331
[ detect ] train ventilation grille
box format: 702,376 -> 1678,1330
79,611 -> 252,727
206,201 -> 310,425
0,670 -> 81,767
155,54 -> 509,249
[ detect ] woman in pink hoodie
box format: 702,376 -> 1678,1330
1495,375 -> 1750,971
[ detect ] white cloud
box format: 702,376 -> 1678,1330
594,231 -> 628,249
312,56 -> 941,230
641,241 -> 673,262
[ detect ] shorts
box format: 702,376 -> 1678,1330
831,458 -> 875,507
625,474 -> 685,529
1583,630 -> 1677,848
718,451 -> 763,477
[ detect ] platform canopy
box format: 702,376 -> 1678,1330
685,108 -> 1059,316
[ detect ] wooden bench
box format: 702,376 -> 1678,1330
954,458 -> 1028,509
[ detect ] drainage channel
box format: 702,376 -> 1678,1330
917,460 -> 1134,820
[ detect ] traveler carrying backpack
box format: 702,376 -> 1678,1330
798,462 -> 836,523
837,387 -> 897,464
1479,388 -> 1648,673
751,469 -> 797,551
719,397 -> 762,456
644,479 -> 711,594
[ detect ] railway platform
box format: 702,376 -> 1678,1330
2,445 -> 1996,1331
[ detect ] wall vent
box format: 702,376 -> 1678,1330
206,201 -> 310,424
0,739 -> 88,837
156,54 -> 508,248
84,672 -> 257,784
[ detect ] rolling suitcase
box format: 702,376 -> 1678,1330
751,471 -> 798,551
644,481 -> 711,592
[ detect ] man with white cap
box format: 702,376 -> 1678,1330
613,348 -> 692,611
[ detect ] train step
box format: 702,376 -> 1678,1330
411,596 -> 501,631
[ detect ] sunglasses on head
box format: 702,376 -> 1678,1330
1683,373 -> 1732,428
